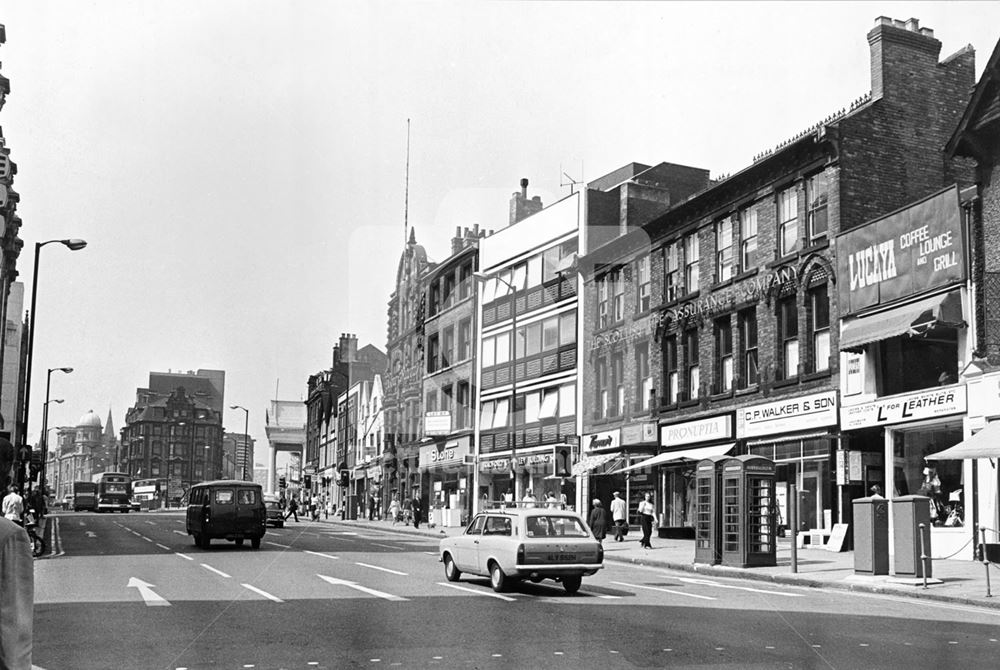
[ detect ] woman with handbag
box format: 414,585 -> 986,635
638,492 -> 656,549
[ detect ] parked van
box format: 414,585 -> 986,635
186,480 -> 266,549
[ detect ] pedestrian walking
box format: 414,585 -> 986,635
368,493 -> 377,521
610,490 -> 628,541
0,516 -> 33,670
2,485 -> 24,526
388,494 -> 400,525
284,496 -> 300,522
411,493 -> 423,529
588,499 -> 609,545
638,492 -> 656,549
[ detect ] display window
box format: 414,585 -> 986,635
892,423 -> 964,528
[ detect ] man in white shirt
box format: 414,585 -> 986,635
522,490 -> 537,508
2,485 -> 24,526
610,490 -> 628,542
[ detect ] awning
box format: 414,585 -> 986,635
926,422 -> 1000,460
840,290 -> 965,353
571,452 -> 619,476
613,443 -> 734,474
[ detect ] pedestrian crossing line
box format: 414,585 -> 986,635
266,541 -> 291,548
611,581 -> 717,600
304,550 -> 340,560
174,552 -> 194,561
436,582 -> 516,602
676,576 -> 804,597
242,583 -> 283,602
356,562 -> 408,576
201,564 -> 231,578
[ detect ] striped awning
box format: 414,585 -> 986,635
572,452 -> 619,477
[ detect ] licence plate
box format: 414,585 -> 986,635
547,553 -> 577,562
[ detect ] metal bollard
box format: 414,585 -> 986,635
918,523 -> 929,589
790,483 -> 798,574
982,526 -> 992,598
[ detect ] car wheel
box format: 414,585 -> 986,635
277,522 -> 284,528
201,535 -> 211,549
192,533 -> 201,547
236,538 -> 245,546
562,575 -> 582,595
489,561 -> 508,593
251,537 -> 261,549
443,553 -> 461,582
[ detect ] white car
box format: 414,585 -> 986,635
439,507 -> 604,594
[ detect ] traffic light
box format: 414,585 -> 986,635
278,475 -> 287,489
303,474 -> 312,489
339,470 -> 349,487
553,446 -> 573,478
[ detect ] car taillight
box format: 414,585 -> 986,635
597,544 -> 604,563
517,544 -> 525,565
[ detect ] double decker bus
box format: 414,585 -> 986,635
72,481 -> 98,511
93,472 -> 132,513
132,478 -> 163,511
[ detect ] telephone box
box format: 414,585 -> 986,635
694,455 -> 729,565
719,455 -> 777,568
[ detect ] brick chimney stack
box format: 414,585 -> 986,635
868,16 -> 942,102
509,177 -> 544,226
450,223 -> 489,255
339,333 -> 358,363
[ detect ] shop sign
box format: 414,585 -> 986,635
622,422 -> 657,445
844,352 -> 865,396
478,452 -> 553,472
738,391 -> 838,439
840,384 -> 966,430
419,437 -> 470,469
424,411 -> 451,436
835,450 -> 862,485
590,318 -> 653,353
837,185 -> 965,316
366,465 -> 381,479
583,428 -> 620,453
661,415 -> 732,446
481,458 -> 510,472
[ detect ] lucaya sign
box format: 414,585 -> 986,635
840,384 -> 966,430
837,186 -> 965,316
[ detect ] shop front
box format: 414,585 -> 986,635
740,390 -> 840,535
419,436 -> 473,527
841,384 -> 970,558
577,424 -> 658,521
479,447 -> 568,509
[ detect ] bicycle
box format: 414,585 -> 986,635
24,509 -> 46,558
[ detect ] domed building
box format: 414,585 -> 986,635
48,408 -> 121,501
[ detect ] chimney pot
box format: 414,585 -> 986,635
520,178 -> 528,198
905,18 -> 919,32
920,27 -> 934,37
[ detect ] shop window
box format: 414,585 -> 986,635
664,241 -> 680,303
684,233 -> 700,294
715,315 -> 733,393
808,284 -> 830,373
664,335 -> 679,404
716,216 -> 735,281
636,255 -> 651,313
806,172 -> 829,244
635,342 -> 652,410
893,426 -> 964,528
685,328 -> 700,399
777,296 -> 799,380
777,185 -> 799,257
740,205 -> 758,272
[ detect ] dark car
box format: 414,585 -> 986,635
186,480 -> 266,549
264,493 -> 284,528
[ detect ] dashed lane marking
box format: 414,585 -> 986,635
304,550 -> 340,560
356,562 -> 408,576
677,576 -> 805,597
371,542 -> 399,550
172,530 -> 187,536
156,543 -> 170,551
174,553 -> 194,561
266,541 -> 291,548
242,583 -> 283,602
201,564 -> 231,578
436,582 -> 516,602
611,581 -> 717,600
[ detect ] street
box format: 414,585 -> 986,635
28,511 -> 1000,669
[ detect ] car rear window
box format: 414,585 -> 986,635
214,489 -> 234,505
237,489 -> 257,505
525,515 -> 590,538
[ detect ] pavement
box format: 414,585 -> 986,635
303,512 -> 1000,610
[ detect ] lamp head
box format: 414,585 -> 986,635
57,367 -> 73,374
63,239 -> 87,251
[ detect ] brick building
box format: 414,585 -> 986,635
579,16 -> 976,536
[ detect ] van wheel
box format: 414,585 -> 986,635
200,535 -> 211,549
251,537 -> 261,549
236,538 -> 245,546
443,553 -> 461,582
192,533 -> 201,547
562,575 -> 582,594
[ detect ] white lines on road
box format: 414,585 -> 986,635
356,562 -> 408,576
145,521 -> 156,525
201,564 -> 231,578
172,530 -> 187,536
127,577 -> 170,607
156,543 -> 171,551
317,574 -> 407,601
436,582 -> 517,602
242,583 -> 283,602
611,581 -> 717,600
371,542 -> 399,550
304,550 -> 340,560
266,541 -> 291,548
174,553 -> 194,561
677,576 -> 804,597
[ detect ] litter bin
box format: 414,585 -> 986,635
853,495 -> 889,575
893,494 -> 932,578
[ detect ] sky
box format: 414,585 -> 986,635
0,1 -> 998,466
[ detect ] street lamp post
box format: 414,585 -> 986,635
231,405 -> 249,481
21,239 -> 86,463
40,366 -> 73,494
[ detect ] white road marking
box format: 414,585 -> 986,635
141,536 -> 153,542
172,530 -> 187,536
317,574 -> 407,601
436,582 -> 516,602
127,577 -> 170,606
266,541 -> 291,548
145,521 -> 156,525
85,531 -> 97,538
242,583 -> 283,602
611,581 -> 716,600
201,564 -> 231,578
304,551 -> 340,560
371,542 -> 398,550
677,576 -> 804,597
356,562 -> 408,576
174,553 -> 194,561
156,543 -> 170,551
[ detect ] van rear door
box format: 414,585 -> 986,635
235,487 -> 263,534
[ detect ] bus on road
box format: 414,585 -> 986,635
72,481 -> 98,511
132,478 -> 163,511
93,472 -> 132,513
